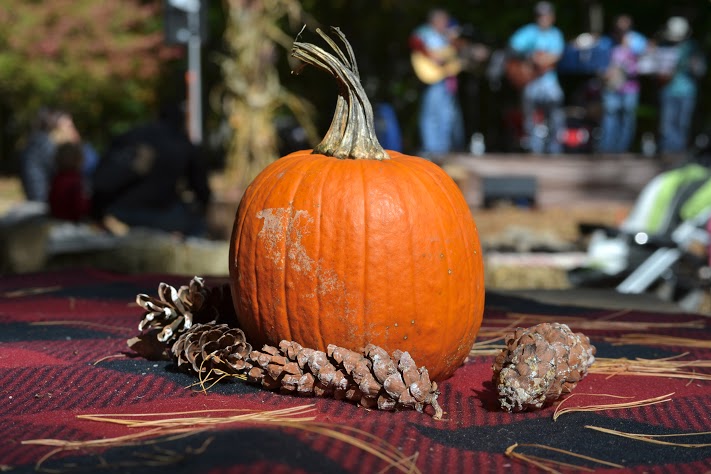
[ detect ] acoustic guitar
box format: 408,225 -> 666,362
411,43 -> 489,85
505,51 -> 556,89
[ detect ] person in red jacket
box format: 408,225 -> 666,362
48,142 -> 90,222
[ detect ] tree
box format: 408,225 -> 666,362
218,0 -> 316,191
0,0 -> 181,156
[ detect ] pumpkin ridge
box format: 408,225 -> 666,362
359,161 -> 369,349
231,154 -> 299,334
312,157 -> 337,350
232,153 -> 306,267
280,159 -> 315,345
410,158 -> 484,356
390,156 -> 454,366
391,162 -> 418,347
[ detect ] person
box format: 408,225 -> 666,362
19,108 -> 65,202
91,103 -> 211,236
410,9 -> 465,155
598,15 -> 647,154
19,108 -> 97,203
658,16 -> 706,154
48,142 -> 90,222
508,2 -> 565,154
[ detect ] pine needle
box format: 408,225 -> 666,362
469,317 -> 524,357
24,405 -> 421,473
92,353 -> 127,365
468,337 -> 506,357
605,334 -> 711,349
590,356 -> 711,380
553,392 -> 673,421
493,313 -> 705,331
505,442 -> 624,473
585,426 -> 711,448
31,320 -> 132,333
3,286 -> 62,297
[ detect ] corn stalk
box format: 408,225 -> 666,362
218,0 -> 317,191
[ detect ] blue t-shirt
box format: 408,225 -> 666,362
414,25 -> 449,51
509,23 -> 565,83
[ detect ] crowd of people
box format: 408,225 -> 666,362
17,104 -> 211,237
410,3 -> 707,156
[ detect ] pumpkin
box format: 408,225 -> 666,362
229,28 -> 484,380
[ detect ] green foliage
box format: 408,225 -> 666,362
0,0 -> 180,147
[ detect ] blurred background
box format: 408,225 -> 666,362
0,0 -> 710,311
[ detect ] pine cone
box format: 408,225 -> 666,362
172,323 -> 252,376
172,323 -> 443,419
492,322 -> 596,412
136,277 -> 235,343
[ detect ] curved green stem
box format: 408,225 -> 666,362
291,27 -> 390,160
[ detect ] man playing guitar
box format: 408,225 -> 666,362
409,9 -> 465,155
508,2 -> 565,154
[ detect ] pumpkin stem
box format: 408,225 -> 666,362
291,27 -> 390,160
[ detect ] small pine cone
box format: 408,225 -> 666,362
136,277 -> 235,344
171,323 -> 252,376
492,322 -> 596,412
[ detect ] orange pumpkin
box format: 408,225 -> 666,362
229,28 -> 484,380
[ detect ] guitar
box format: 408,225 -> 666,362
411,43 -> 490,85
505,51 -> 556,89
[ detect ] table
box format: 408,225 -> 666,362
1,269 -> 709,473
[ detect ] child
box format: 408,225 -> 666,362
48,142 -> 90,222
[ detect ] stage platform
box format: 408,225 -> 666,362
439,153 -> 670,208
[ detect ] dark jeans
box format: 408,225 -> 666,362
419,81 -> 464,154
599,90 -> 639,153
522,78 -> 564,154
659,91 -> 696,153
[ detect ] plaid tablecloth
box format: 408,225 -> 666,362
1,269 -> 709,473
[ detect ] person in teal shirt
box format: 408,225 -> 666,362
659,17 -> 707,153
509,2 -> 565,154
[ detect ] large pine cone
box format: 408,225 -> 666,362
492,322 -> 596,412
172,323 -> 443,419
136,277 -> 235,343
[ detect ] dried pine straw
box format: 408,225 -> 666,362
189,367 -> 247,394
590,354 -> 711,381
469,316 -> 526,357
605,334 -> 711,349
585,426 -> 711,448
23,405 -> 421,473
553,392 -> 673,421
2,285 -> 62,298
92,353 -> 127,365
469,335 -> 506,357
31,320 -> 133,334
505,442 -> 623,474
488,312 -> 705,332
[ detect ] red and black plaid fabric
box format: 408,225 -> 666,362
1,269 -> 710,473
